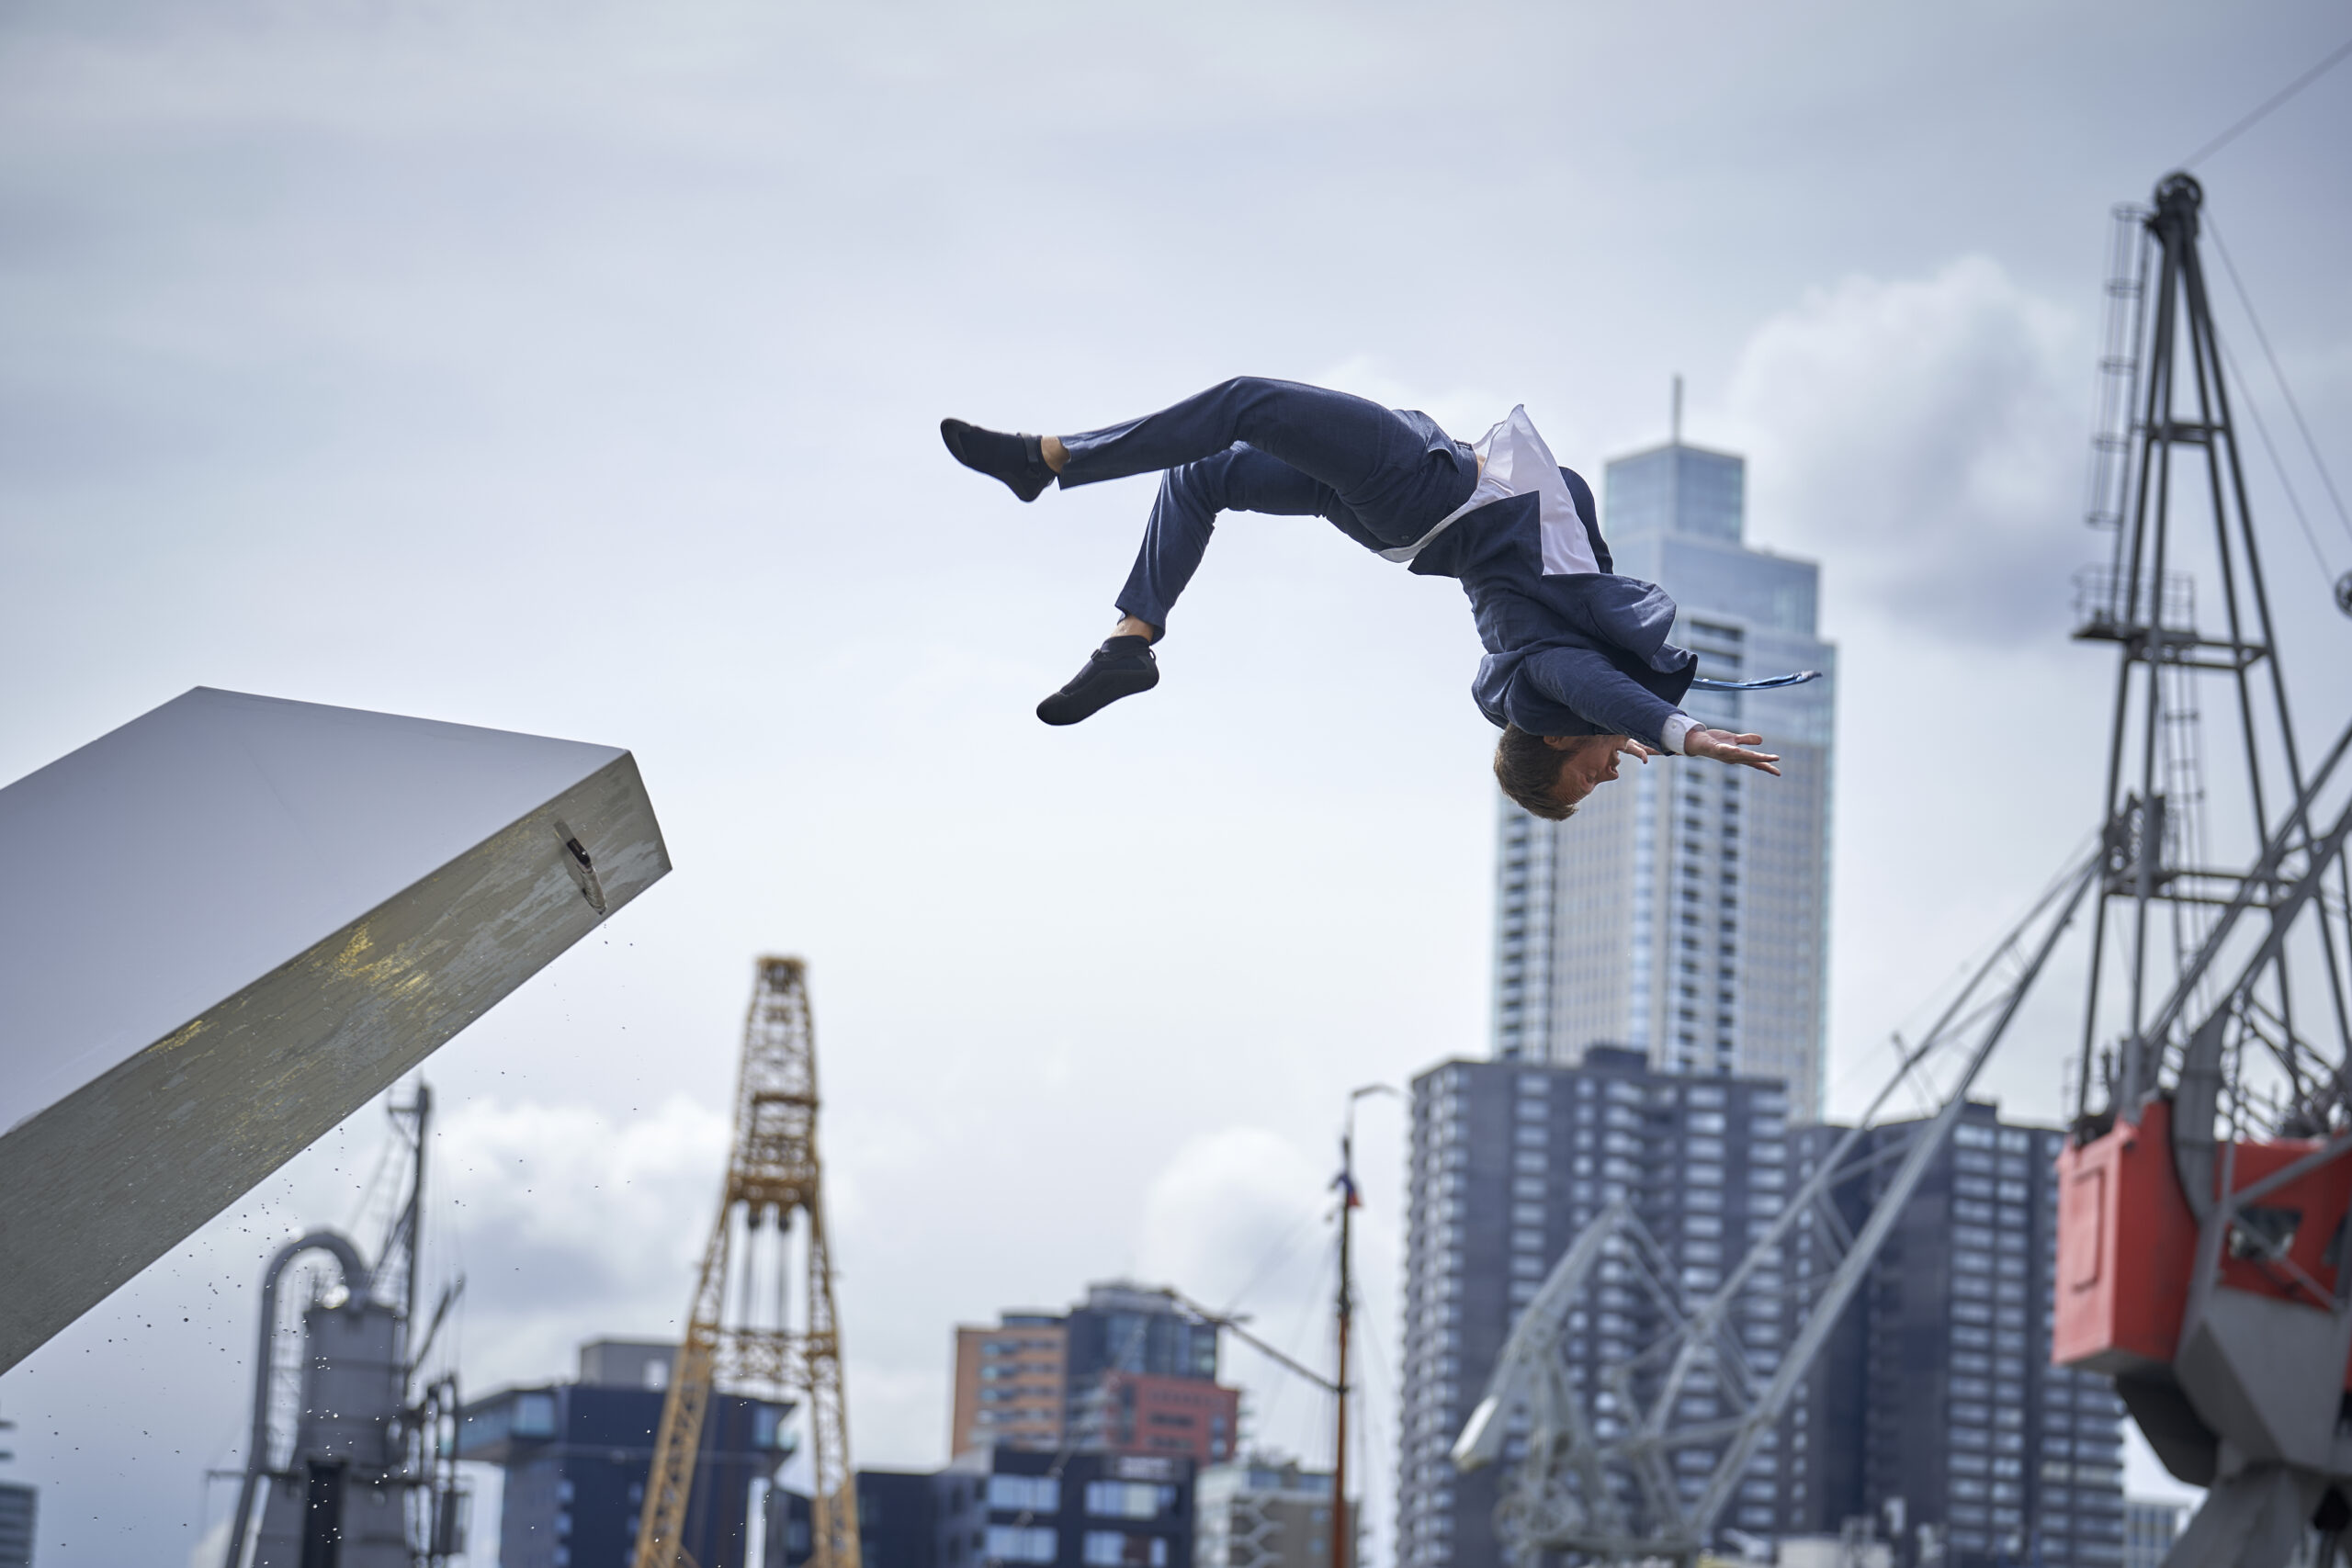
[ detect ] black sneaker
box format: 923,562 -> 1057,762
941,418 -> 1057,502
1036,636 -> 1159,726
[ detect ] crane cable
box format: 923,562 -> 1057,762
2181,33 -> 2352,170
2206,216 -> 2352,556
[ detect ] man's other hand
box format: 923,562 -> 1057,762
1685,728 -> 1782,775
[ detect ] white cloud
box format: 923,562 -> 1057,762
1728,255 -> 2088,644
431,1094 -> 730,1386
1137,1126 -> 1328,1315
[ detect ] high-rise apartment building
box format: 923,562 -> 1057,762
954,1316 -> 1071,1454
1393,1060 -> 2129,1568
950,1284 -> 1236,1468
1396,1051 -> 1801,1568
1492,436 -> 1836,1115
1790,1111 -> 2127,1566
2120,1500 -> 2183,1568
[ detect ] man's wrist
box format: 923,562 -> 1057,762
1660,714 -> 1700,756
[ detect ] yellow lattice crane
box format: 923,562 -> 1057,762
632,956 -> 862,1568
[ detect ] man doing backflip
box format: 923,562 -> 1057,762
941,378 -> 1790,820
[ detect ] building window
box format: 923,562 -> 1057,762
511,1393 -> 557,1438
987,1527 -> 1058,1563
1084,1482 -> 1168,1520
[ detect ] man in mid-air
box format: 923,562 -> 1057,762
941,377 -> 1794,820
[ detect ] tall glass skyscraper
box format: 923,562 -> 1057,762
1490,437 -> 1836,1116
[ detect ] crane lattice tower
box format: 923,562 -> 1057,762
633,956 -> 862,1568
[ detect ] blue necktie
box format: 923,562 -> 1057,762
1688,671 -> 1824,692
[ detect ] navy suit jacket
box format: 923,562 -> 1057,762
1407,466 -> 1697,748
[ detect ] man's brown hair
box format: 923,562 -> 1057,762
1494,724 -> 1578,821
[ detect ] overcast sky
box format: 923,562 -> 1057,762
4,3 -> 2350,1564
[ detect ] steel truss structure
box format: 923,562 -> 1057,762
2075,173 -> 2352,1130
2065,173 -> 2352,1568
634,958 -> 862,1568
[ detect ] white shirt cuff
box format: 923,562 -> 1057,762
1660,714 -> 1700,756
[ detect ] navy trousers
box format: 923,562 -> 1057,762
1056,378 -> 1480,633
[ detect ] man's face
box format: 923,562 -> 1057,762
1546,734 -> 1634,809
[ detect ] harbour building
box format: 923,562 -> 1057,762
1492,434 -> 1836,1115
951,1283 -> 1237,1467
933,1450 -> 1194,1568
1393,1060 -> 2129,1568
1789,1109 -> 2128,1566
456,1338 -> 791,1568
1395,1051 -> 1801,1568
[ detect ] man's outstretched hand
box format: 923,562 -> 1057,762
1685,728 -> 1782,776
